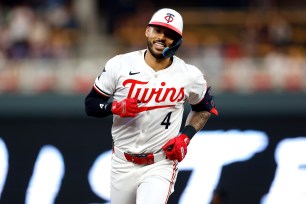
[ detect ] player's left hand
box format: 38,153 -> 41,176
162,134 -> 190,162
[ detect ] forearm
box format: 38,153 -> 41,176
185,111 -> 211,132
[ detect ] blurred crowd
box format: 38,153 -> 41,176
0,0 -> 80,59
0,0 -> 305,93
180,9 -> 306,92
112,7 -> 306,92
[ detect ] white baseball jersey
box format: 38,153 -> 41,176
94,49 -> 207,154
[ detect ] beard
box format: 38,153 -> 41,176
147,38 -> 165,60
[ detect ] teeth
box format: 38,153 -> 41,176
155,42 -> 165,48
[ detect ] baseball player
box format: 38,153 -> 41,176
85,8 -> 218,204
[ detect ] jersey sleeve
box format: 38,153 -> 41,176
187,66 -> 207,105
94,55 -> 120,97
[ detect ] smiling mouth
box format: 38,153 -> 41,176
154,42 -> 166,50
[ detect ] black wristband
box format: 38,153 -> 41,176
181,125 -> 197,139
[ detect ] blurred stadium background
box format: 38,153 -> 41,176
0,0 -> 306,204
0,0 -> 306,93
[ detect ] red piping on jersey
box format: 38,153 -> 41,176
137,105 -> 175,113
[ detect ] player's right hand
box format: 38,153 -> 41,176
162,134 -> 190,162
111,98 -> 138,117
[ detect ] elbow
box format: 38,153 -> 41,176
84,97 -> 110,118
84,102 -> 93,117
84,97 -> 97,117
85,104 -> 102,118
85,105 -> 93,116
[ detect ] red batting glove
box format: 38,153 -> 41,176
162,134 -> 190,162
111,98 -> 138,117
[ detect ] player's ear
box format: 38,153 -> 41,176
145,26 -> 150,37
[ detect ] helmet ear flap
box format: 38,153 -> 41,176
162,38 -> 183,58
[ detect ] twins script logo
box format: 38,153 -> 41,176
123,79 -> 184,104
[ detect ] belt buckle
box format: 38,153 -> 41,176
133,153 -> 147,165
134,153 -> 154,165
126,153 -> 155,165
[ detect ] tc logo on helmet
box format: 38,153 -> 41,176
164,13 -> 175,23
148,8 -> 183,37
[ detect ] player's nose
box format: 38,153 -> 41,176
156,31 -> 167,40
